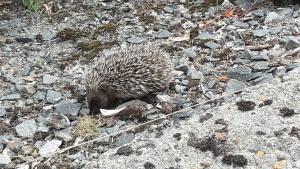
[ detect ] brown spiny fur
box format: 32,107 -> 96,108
85,43 -> 173,114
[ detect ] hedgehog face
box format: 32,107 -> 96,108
86,89 -> 109,115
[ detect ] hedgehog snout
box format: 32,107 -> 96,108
88,94 -> 109,115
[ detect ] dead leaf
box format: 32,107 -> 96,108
218,75 -> 229,82
273,160 -> 287,169
255,151 -> 265,157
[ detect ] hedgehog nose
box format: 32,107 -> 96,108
90,106 -> 101,115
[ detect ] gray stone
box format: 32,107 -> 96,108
285,36 -> 300,50
172,110 -> 193,118
15,100 -> 25,109
15,119 -> 38,138
0,152 -> 11,165
196,32 -> 213,40
163,6 -> 174,13
253,29 -> 269,37
274,66 -> 286,77
250,72 -> 264,80
33,91 -> 46,101
10,77 -> 25,85
286,63 -> 300,71
269,27 -> 283,35
46,90 -> 62,104
23,85 -> 36,95
293,10 -> 299,18
42,75 -> 58,85
156,94 -> 172,103
26,99 -> 34,106
296,159 -> 300,168
41,29 -> 56,41
0,93 -> 21,101
127,36 -> 145,44
228,65 -> 252,81
280,8 -> 293,16
54,100 -> 81,117
175,85 -> 186,93
204,41 -> 220,49
0,107 -> 6,117
252,73 -> 273,84
224,79 -> 246,94
39,140 -> 62,157
16,164 -> 30,169
114,133 -> 135,146
253,9 -> 265,17
251,54 -> 269,61
183,48 -> 197,59
188,66 -> 204,80
155,29 -> 172,39
252,61 -> 270,71
54,128 -> 73,142
233,21 -> 249,28
264,12 -> 280,23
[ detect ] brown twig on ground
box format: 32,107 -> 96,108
280,46 -> 300,58
232,44 -> 274,51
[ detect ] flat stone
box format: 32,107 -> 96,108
253,29 -> 269,37
224,79 -> 246,94
0,152 -> 11,165
33,91 -> 46,101
0,93 -> 21,101
233,21 -> 249,28
264,12 -> 280,23
54,128 -> 73,142
15,119 -> 38,138
204,41 -> 220,49
23,85 -> 36,95
163,6 -> 174,13
0,107 -> 7,117
46,90 -> 62,104
251,54 -> 270,61
196,32 -> 213,41
127,36 -> 145,44
251,61 -> 270,71
183,47 -> 197,59
253,9 -> 265,17
228,66 -> 252,82
16,164 -> 30,169
114,133 -> 135,146
172,110 -> 193,118
269,27 -> 283,35
39,140 -> 62,157
10,77 -> 25,84
252,73 -> 273,84
285,36 -> 300,50
41,29 -> 56,41
155,29 -> 172,39
54,100 -> 81,117
42,75 -> 58,85
188,66 -> 204,80
286,63 -> 300,71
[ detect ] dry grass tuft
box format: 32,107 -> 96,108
74,116 -> 100,138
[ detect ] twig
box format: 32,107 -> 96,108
280,46 -> 300,58
232,44 -> 274,51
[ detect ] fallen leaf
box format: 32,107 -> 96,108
255,151 -> 265,157
273,160 -> 287,169
218,75 -> 229,82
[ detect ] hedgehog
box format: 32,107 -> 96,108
85,43 -> 173,115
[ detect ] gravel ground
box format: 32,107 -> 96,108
0,0 -> 300,169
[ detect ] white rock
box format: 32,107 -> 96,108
15,119 -> 38,138
39,140 -> 62,157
